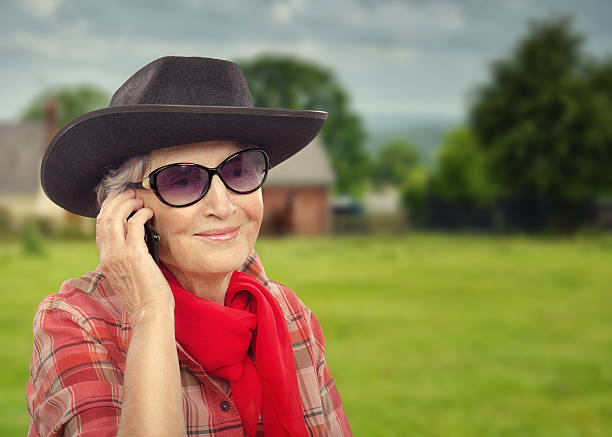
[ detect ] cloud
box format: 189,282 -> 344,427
1,0 -> 612,121
270,1 -> 295,23
18,0 -> 63,19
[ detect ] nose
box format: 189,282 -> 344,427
200,174 -> 236,219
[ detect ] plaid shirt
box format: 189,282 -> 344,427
26,251 -> 352,437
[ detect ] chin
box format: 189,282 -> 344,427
199,254 -> 246,274
182,242 -> 251,275
161,252 -> 245,277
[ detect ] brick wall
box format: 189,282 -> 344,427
261,186 -> 330,235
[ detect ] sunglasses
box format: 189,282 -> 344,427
127,148 -> 269,207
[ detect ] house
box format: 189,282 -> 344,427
261,136 -> 335,235
0,120 -> 48,217
0,101 -> 81,231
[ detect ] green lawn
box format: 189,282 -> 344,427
2,233 -> 612,436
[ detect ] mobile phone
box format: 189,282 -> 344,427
127,211 -> 160,264
144,222 -> 160,264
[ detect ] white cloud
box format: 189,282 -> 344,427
2,0 -> 612,123
430,2 -> 465,32
270,2 -> 292,23
18,0 -> 63,19
357,100 -> 464,119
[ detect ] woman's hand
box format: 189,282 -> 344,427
97,190 -> 185,437
96,189 -> 174,328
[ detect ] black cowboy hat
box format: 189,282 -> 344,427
40,56 -> 327,217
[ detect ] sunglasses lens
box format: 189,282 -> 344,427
156,165 -> 208,206
219,150 -> 268,192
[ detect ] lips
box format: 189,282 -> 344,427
195,226 -> 240,241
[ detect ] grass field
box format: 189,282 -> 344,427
1,233 -> 612,436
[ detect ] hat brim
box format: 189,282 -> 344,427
41,105 -> 327,217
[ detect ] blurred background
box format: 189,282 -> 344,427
1,0 -> 611,436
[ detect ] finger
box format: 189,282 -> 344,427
97,197 -> 144,253
113,196 -> 145,222
100,189 -> 137,216
98,197 -> 143,237
98,190 -> 136,226
126,208 -> 154,247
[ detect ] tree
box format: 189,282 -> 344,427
369,138 -> 429,226
469,15 -> 612,231
372,139 -> 420,188
430,126 -> 497,207
236,54 -> 370,195
584,58 -> 612,191
401,166 -> 430,227
22,85 -> 110,129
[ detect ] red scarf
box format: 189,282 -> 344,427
160,265 -> 309,437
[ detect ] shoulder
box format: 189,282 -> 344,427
29,270 -> 128,384
31,270 -> 128,358
34,270 -> 125,326
267,280 -> 311,318
239,250 -> 319,337
265,280 -> 326,352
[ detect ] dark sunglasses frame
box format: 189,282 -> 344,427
127,147 -> 269,207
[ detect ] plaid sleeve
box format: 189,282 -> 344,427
309,312 -> 353,437
26,306 -> 123,437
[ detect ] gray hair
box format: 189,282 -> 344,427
95,154 -> 150,208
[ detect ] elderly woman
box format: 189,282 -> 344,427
26,56 -> 351,437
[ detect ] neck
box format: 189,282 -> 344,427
164,263 -> 232,305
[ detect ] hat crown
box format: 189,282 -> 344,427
110,56 -> 254,108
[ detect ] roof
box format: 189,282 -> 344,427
265,135 -> 335,186
0,121 -> 47,195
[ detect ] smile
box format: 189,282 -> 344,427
195,226 -> 240,242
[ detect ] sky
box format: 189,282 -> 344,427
1,0 -> 612,128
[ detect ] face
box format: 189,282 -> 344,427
138,140 -> 264,276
